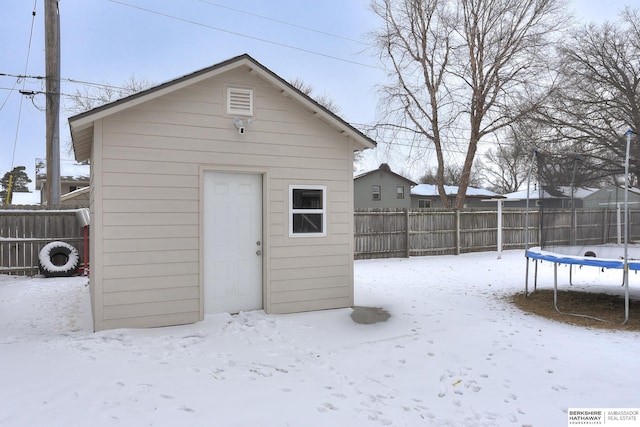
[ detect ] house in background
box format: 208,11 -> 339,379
582,185 -> 640,209
502,186 -> 596,208
411,184 -> 500,208
69,54 -> 376,331
354,163 -> 417,209
59,186 -> 90,208
35,158 -> 90,206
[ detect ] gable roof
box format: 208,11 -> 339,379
354,163 -> 417,185
69,53 -> 376,161
585,185 -> 640,198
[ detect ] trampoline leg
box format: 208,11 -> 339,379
623,266 -> 630,325
553,263 -> 560,313
569,265 -> 573,286
525,257 -> 530,297
534,259 -> 538,292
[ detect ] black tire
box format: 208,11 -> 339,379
39,241 -> 80,277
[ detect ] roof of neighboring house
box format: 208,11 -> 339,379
60,186 -> 89,200
60,186 -> 90,207
503,186 -> 597,200
585,185 -> 640,197
411,184 -> 499,198
69,53 -> 377,162
35,158 -> 90,181
354,163 -> 417,185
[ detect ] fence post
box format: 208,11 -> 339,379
404,208 -> 410,258
603,208 -> 608,244
497,200 -> 503,259
455,209 -> 460,255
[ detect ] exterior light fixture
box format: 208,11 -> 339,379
233,118 -> 253,134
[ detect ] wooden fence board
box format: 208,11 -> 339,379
354,208 -> 639,260
0,209 -> 88,276
4,207 -> 639,271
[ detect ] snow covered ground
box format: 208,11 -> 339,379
1,250 -> 639,426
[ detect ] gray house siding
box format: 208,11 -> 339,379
354,166 -> 415,209
583,186 -> 640,209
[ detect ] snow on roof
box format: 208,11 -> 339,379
503,186 -> 597,200
411,184 -> 498,197
35,158 -> 89,179
9,190 -> 41,205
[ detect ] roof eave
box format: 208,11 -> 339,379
69,54 -> 377,159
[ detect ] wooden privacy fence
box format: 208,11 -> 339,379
3,207 -> 640,272
354,208 -> 640,260
0,209 -> 88,276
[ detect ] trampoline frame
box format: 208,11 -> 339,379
523,130 -> 636,325
525,246 -> 633,324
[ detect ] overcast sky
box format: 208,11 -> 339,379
0,0 -> 634,187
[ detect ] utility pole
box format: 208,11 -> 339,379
45,0 -> 61,205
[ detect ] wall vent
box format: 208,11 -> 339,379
227,87 -> 253,116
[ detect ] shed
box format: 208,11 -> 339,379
69,54 -> 376,331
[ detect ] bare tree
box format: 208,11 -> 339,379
476,122 -> 540,193
419,163 -> 483,187
370,0 -> 567,208
290,77 -> 342,115
62,75 -> 153,156
537,7 -> 640,184
65,74 -> 154,115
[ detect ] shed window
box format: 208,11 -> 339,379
227,87 -> 253,116
372,185 -> 381,201
396,186 -> 404,199
289,185 -> 326,237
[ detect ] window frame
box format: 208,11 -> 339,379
396,186 -> 405,199
289,185 -> 327,237
418,199 -> 431,208
372,185 -> 381,201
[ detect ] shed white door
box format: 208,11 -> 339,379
203,171 -> 263,314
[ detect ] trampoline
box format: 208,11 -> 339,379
525,245 -> 635,324
526,244 -> 640,271
523,130 -> 638,324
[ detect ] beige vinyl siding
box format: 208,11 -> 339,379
100,312 -> 201,330
90,66 -> 357,328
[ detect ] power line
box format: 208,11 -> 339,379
198,0 -> 370,46
0,72 -> 136,92
7,0 -> 39,175
108,0 -> 379,70
0,2 -> 39,114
